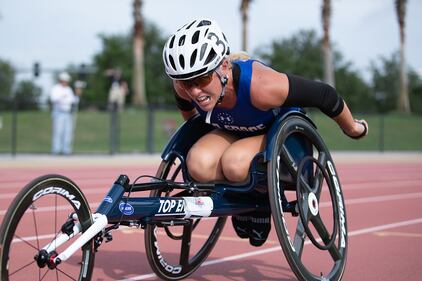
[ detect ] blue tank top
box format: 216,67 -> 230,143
195,60 -> 281,137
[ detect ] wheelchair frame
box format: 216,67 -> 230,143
0,108 -> 348,281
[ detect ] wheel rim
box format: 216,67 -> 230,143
268,117 -> 347,281
0,176 -> 93,281
144,158 -> 226,280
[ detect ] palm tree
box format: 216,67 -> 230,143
132,0 -> 147,106
240,0 -> 252,52
322,0 -> 335,87
395,0 -> 410,113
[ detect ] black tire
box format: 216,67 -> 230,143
0,174 -> 95,281
268,116 -> 348,281
145,158 -> 226,280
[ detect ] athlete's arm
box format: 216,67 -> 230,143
250,61 -> 368,139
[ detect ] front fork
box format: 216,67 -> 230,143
34,213 -> 108,268
35,175 -> 130,268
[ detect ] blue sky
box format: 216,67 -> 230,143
0,0 -> 420,94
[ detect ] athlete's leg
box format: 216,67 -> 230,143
187,129 -> 239,182
220,134 -> 266,182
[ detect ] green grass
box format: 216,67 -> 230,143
0,109 -> 421,154
310,111 -> 422,151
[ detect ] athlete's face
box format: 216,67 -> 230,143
176,71 -> 221,112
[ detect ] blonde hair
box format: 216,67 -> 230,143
228,51 -> 250,62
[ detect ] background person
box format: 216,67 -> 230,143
50,72 -> 77,155
107,69 -> 128,112
163,18 -> 368,247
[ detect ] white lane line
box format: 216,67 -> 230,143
319,192 -> 422,207
2,178 -> 421,200
344,179 -> 422,191
118,217 -> 422,281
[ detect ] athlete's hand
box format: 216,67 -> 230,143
344,119 -> 368,140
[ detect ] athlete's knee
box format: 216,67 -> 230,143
221,153 -> 250,182
187,149 -> 220,182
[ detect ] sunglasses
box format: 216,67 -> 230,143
179,71 -> 214,89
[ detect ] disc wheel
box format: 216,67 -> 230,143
0,174 -> 95,281
144,158 -> 226,280
268,116 -> 348,281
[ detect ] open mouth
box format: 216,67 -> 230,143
196,96 -> 211,104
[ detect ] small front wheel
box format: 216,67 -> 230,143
0,174 -> 95,281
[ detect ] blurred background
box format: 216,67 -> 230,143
0,0 -> 421,155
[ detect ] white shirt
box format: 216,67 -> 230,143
50,83 -> 75,112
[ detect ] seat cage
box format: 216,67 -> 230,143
161,108 -> 316,193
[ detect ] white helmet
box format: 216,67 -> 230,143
163,19 -> 230,80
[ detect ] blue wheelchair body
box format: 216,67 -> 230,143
97,108 -> 314,223
161,107 -> 315,193
0,107 -> 348,281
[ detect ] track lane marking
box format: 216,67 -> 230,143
374,231 -> 422,238
118,217 -> 422,281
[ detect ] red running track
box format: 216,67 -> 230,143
0,154 -> 421,280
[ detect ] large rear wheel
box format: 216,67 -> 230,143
268,116 -> 348,281
144,157 -> 226,280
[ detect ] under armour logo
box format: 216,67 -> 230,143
217,112 -> 234,125
252,229 -> 264,239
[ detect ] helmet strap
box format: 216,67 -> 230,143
205,69 -> 228,124
215,71 -> 228,105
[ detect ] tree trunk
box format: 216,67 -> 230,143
322,0 -> 335,87
396,0 -> 410,113
132,0 -> 147,106
240,0 -> 251,52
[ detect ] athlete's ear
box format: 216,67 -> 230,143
221,58 -> 229,69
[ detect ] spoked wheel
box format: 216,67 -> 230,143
268,116 -> 348,281
145,157 -> 226,280
0,174 -> 95,281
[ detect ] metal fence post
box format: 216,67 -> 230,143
11,97 -> 18,156
146,105 -> 155,153
379,113 -> 385,152
109,102 -> 119,155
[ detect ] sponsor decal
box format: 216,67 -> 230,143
184,197 -> 213,218
103,196 -> 113,203
157,199 -> 185,215
327,160 -> 347,248
119,202 -> 134,216
33,187 -> 81,209
153,227 -> 182,274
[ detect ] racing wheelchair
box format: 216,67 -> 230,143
0,108 -> 348,281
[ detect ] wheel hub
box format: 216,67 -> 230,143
307,192 -> 319,216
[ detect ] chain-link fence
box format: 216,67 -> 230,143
1,99 -> 421,155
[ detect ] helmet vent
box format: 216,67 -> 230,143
197,20 -> 211,27
168,55 -> 176,71
186,20 -> 196,30
192,30 -> 200,44
179,55 -> 185,69
190,49 -> 197,67
179,35 -> 186,46
204,49 -> 217,65
169,35 -> 175,48
163,50 -> 169,67
199,43 -> 208,60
